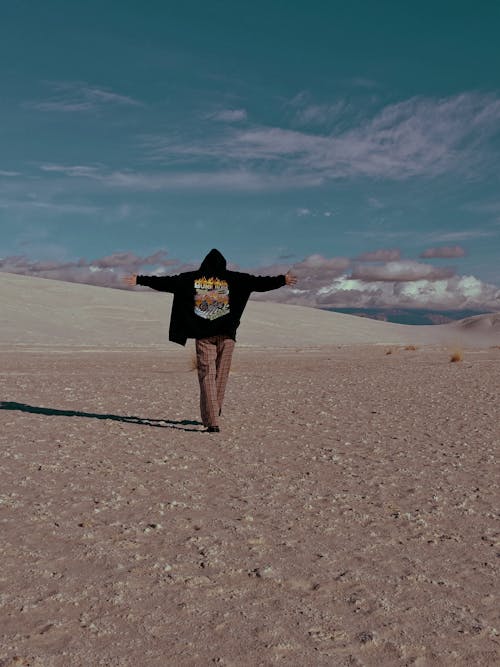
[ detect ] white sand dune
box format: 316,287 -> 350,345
1,272 -> 498,348
450,311 -> 500,338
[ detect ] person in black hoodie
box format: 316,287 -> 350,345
125,249 -> 297,432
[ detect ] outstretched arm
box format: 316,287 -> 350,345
123,273 -> 179,292
248,271 -> 297,292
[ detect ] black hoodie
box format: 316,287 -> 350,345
136,249 -> 286,345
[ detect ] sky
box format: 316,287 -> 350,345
1,0 -> 500,310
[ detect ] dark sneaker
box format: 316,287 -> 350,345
206,426 -> 220,433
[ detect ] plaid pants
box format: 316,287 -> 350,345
195,335 -> 235,427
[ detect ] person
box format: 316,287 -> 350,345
124,249 -> 297,432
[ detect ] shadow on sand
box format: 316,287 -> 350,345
0,401 -> 204,432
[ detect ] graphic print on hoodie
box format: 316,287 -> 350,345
194,276 -> 230,321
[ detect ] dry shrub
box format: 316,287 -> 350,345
385,349 -> 393,355
404,345 -> 418,351
450,349 -> 463,363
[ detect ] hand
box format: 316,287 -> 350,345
123,273 -> 137,287
285,271 -> 297,286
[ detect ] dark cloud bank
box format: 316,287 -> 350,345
1,247 -> 499,311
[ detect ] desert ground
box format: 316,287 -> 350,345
1,275 -> 499,666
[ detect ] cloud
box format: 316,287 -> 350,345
287,92 -> 358,128
367,197 -> 384,209
427,229 -> 497,242
83,86 -> 142,106
249,253 -> 499,310
210,109 -> 247,122
2,250 -> 499,311
233,94 -> 497,178
0,251 -> 177,288
296,208 -> 333,217
0,198 -> 100,215
351,260 -> 455,282
465,200 -> 500,214
30,90 -> 488,196
101,169 -> 274,191
420,245 -> 466,259
253,254 -> 499,310
34,102 -> 94,112
292,254 -> 351,287
28,81 -> 143,113
250,254 -> 351,294
315,274 -> 500,310
37,163 -> 323,192
91,251 -> 171,270
40,164 -> 102,177
16,91 -> 500,200
294,101 -> 349,126
350,77 -> 379,89
355,248 -> 401,262
0,179 -> 101,215
143,92 -> 500,185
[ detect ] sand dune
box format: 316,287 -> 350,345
451,311 -> 500,337
1,272 -> 498,348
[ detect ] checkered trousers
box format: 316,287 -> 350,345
195,335 -> 235,427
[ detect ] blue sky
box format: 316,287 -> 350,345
1,0 -> 500,309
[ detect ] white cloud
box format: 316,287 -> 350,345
101,169 -> 290,191
40,164 -> 102,177
34,101 -> 94,112
251,253 -> 500,310
465,200 -> 500,214
143,92 -> 500,185
250,254 -> 352,293
420,245 -> 466,259
210,109 -> 247,122
83,86 -> 142,106
37,163 -> 324,192
351,260 -> 455,282
234,94 -> 496,178
2,249 -> 499,310
0,197 -> 100,215
294,101 -> 348,126
355,248 -> 401,262
367,197 -> 384,209
0,251 -> 177,288
350,77 -> 379,89
315,274 -> 500,310
294,206 -> 333,218
28,81 -> 143,113
428,229 -> 498,242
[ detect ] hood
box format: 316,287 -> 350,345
198,249 -> 227,275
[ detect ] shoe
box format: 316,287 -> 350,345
206,426 -> 220,433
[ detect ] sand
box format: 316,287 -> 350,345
0,274 -> 499,665
2,272 -> 500,349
